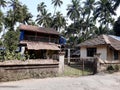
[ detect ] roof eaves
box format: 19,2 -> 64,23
19,24 -> 60,35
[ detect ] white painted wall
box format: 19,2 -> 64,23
97,46 -> 107,60
80,46 -> 107,60
80,47 -> 87,58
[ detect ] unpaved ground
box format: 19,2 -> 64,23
0,73 -> 120,90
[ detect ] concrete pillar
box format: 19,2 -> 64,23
93,54 -> 101,74
20,46 -> 25,55
68,49 -> 70,64
59,52 -> 65,74
20,46 -> 25,59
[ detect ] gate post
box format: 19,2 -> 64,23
93,58 -> 98,74
68,49 -> 70,65
59,52 -> 65,74
93,54 -> 101,74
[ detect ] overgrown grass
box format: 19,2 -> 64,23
59,65 -> 92,77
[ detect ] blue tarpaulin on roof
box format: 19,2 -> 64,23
59,36 -> 66,45
20,30 -> 24,41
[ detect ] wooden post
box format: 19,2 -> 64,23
82,59 -> 84,76
93,58 -> 98,74
49,35 -> 50,42
35,32 -> 37,40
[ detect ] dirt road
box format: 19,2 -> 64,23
0,73 -> 120,90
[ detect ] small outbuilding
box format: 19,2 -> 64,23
78,35 -> 120,62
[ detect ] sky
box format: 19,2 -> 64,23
19,0 -> 120,21
19,0 -> 71,20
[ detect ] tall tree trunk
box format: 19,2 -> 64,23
53,6 -> 57,16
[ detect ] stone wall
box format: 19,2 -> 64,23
0,60 -> 59,82
94,57 -> 120,73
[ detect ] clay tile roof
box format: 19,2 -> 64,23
78,34 -> 120,50
19,24 -> 59,35
78,35 -> 106,47
108,36 -> 120,50
20,41 -> 60,50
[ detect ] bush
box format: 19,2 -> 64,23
15,53 -> 21,60
107,64 -> 120,73
114,65 -> 119,72
4,51 -> 15,60
0,50 -> 28,61
107,65 -> 114,71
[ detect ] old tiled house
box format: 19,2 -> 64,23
19,24 -> 60,59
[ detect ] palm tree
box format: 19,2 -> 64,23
4,0 -> 33,29
95,0 -> 120,15
113,0 -> 120,10
20,5 -> 33,24
0,10 -> 3,31
67,0 -> 80,22
6,0 -> 33,26
51,12 -> 66,32
51,0 -> 63,15
0,0 -> 7,32
93,0 -> 114,35
8,0 -> 22,26
66,0 -> 80,44
0,0 -> 7,9
80,0 -> 95,40
37,2 -> 46,13
36,9 -> 52,27
4,9 -> 15,30
83,0 -> 95,19
113,16 -> 120,36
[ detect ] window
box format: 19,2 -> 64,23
114,50 -> 119,60
87,48 -> 96,57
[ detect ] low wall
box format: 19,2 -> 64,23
95,58 -> 120,73
98,63 -> 120,72
0,60 -> 59,82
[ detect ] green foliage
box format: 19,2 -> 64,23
51,0 -> 63,15
113,17 -> 120,36
67,0 -> 80,21
25,51 -> 30,60
2,50 -> 27,61
113,0 -> 120,10
51,12 -> 67,31
37,2 -> 46,12
36,9 -> 52,27
0,39 -> 2,46
0,0 -> 119,51
4,51 -> 15,60
0,0 -> 7,8
114,65 -> 119,72
4,51 -> 21,60
107,65 -> 114,71
51,0 -> 63,7
15,53 -> 21,60
107,65 -> 120,73
4,30 -> 19,52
